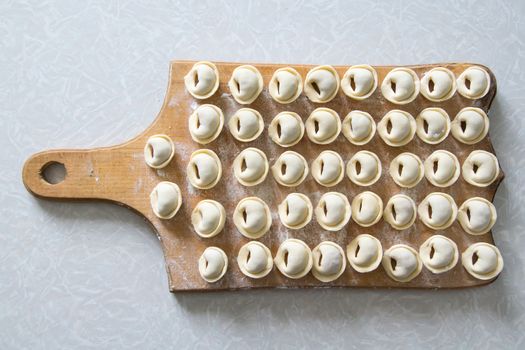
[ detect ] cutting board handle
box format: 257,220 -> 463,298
22,148 -> 117,201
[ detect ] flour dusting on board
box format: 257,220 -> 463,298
118,61 -> 503,292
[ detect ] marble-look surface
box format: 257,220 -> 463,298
1,0 -> 524,349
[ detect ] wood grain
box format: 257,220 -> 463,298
22,60 -> 503,292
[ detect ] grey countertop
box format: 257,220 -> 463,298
1,1 -> 524,348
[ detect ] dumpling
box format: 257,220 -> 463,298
233,197 -> 272,239
342,110 -> 376,145
149,181 -> 182,219
424,150 -> 461,187
269,67 -> 303,104
351,191 -> 383,227
304,65 -> 340,103
144,134 -> 175,169
420,67 -> 456,102
184,61 -> 219,99
233,147 -> 269,186
346,150 -> 381,186
191,199 -> 226,238
269,112 -> 305,147
198,247 -> 228,283
458,197 -> 497,235
278,193 -> 313,229
419,235 -> 459,274
389,152 -> 424,188
377,110 -> 416,147
346,234 -> 383,273
381,68 -> 420,104
418,192 -> 458,230
451,107 -> 489,145
311,241 -> 346,282
315,192 -> 351,231
228,108 -> 264,142
382,244 -> 422,282
186,149 -> 222,189
457,66 -> 490,99
271,151 -> 309,187
305,108 -> 341,144
383,194 -> 416,230
237,241 -> 273,279
311,150 -> 344,187
341,65 -> 377,100
462,242 -> 503,280
228,65 -> 263,104
416,108 -> 450,144
462,150 -> 500,187
188,104 -> 224,144
274,239 -> 313,279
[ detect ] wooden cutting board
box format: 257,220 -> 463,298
22,60 -> 503,292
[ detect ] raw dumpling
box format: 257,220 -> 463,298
451,107 -> 489,145
424,150 -> 461,187
377,110 -> 416,147
271,151 -> 309,187
274,239 -> 313,279
278,193 -> 313,229
150,181 -> 182,219
312,241 -> 346,282
346,150 -> 381,186
462,150 -> 500,187
346,234 -> 383,273
458,197 -> 497,235
304,65 -> 340,103
187,149 -> 222,189
382,244 -> 422,282
233,147 -> 269,186
342,110 -> 376,145
198,247 -> 228,283
305,108 -> 341,144
416,108 -> 450,144
389,152 -> 424,188
237,241 -> 273,279
228,108 -> 264,142
311,150 -> 344,187
315,192 -> 351,231
233,197 -> 272,239
188,104 -> 224,144
418,192 -> 458,230
341,65 -> 377,100
269,67 -> 303,104
184,61 -> 219,99
419,235 -> 459,274
383,194 -> 416,230
381,68 -> 420,104
351,191 -> 383,227
462,242 -> 503,280
228,65 -> 263,104
191,199 -> 226,238
420,67 -> 456,102
457,66 -> 490,99
144,134 -> 175,169
269,112 -> 305,147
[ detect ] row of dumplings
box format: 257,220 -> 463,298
188,104 -> 490,146
150,185 -> 497,237
185,61 -> 491,104
144,139 -> 500,189
231,148 -> 498,189
198,237 -> 503,283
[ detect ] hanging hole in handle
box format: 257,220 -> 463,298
40,161 -> 67,185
